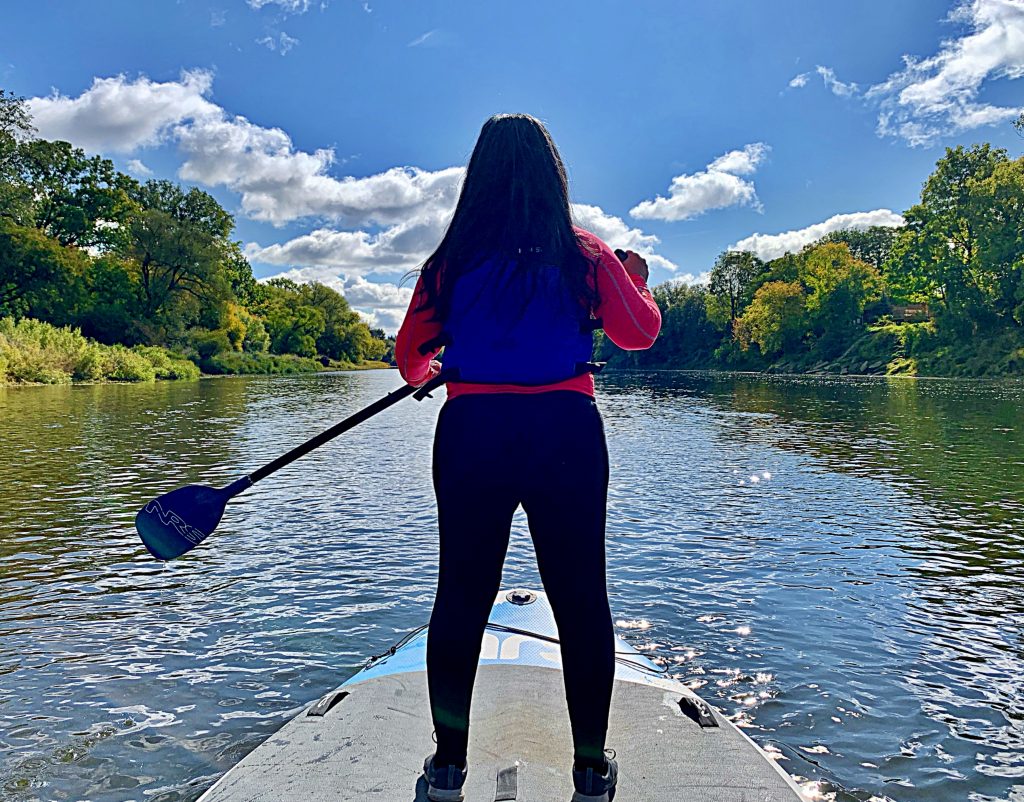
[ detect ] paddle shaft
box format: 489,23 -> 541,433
242,377 -> 439,488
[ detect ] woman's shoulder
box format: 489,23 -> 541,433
572,226 -> 601,246
572,226 -> 614,260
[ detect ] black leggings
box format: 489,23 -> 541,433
427,391 -> 614,768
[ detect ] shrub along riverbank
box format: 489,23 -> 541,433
0,317 -> 199,384
0,317 -> 391,385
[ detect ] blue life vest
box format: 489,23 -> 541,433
424,258 -> 602,385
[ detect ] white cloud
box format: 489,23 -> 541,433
210,9 -> 227,26
707,143 -> 769,175
787,66 -> 859,96
341,275 -> 414,309
816,66 -> 859,97
571,203 -> 678,274
408,30 -> 436,47
257,32 -> 300,54
729,209 -> 905,261
867,0 -> 1024,146
407,28 -> 457,48
28,70 -> 217,153
126,158 -> 153,176
629,143 -> 770,223
247,0 -> 310,12
182,137 -> 464,225
245,206 -> 452,275
663,271 -> 712,287
353,306 -> 406,333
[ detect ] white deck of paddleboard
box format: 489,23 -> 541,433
198,592 -> 806,801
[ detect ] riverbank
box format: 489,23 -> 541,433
605,321 -> 1024,378
757,323 -> 1024,378
0,318 -> 391,386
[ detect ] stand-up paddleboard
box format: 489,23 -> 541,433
199,589 -> 806,801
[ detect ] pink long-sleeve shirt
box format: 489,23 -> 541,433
395,228 -> 662,399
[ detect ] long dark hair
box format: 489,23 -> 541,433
416,113 -> 598,322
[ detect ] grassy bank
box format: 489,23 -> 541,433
0,318 -> 393,386
603,320 -> 1024,379
757,322 -> 1024,378
0,318 -> 200,385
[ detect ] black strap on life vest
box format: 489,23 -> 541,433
418,332 -> 452,356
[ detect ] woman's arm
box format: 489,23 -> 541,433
577,229 -> 662,350
394,275 -> 443,386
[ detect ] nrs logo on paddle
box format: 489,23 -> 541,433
143,501 -> 207,545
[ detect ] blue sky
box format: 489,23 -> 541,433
3,0 -> 1023,330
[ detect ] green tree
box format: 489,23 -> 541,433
893,144 -> 1007,330
297,281 -> 363,360
224,241 -> 261,306
734,280 -> 806,357
0,219 -> 88,324
239,307 -> 270,353
121,180 -> 237,341
649,283 -> 722,366
334,320 -> 373,362
258,278 -> 382,363
801,242 -> 882,354
0,89 -> 33,148
965,157 -> 1024,325
261,279 -> 326,357
821,226 -> 901,271
882,227 -> 934,305
706,250 -> 765,328
75,255 -> 145,344
596,282 -> 723,368
369,327 -> 396,363
266,302 -> 325,357
0,89 -> 34,225
19,139 -> 137,248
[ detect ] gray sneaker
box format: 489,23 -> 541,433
571,755 -> 617,802
423,755 -> 468,802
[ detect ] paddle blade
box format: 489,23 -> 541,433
135,484 -> 229,560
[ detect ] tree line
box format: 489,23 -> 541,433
602,142 -> 1024,377
0,89 -> 390,380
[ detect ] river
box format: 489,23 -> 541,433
1,370 -> 1022,801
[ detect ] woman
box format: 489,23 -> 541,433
395,113 -> 661,802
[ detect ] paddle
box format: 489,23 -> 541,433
135,374 -> 447,561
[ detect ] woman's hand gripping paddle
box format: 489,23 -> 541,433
135,375 -> 446,561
